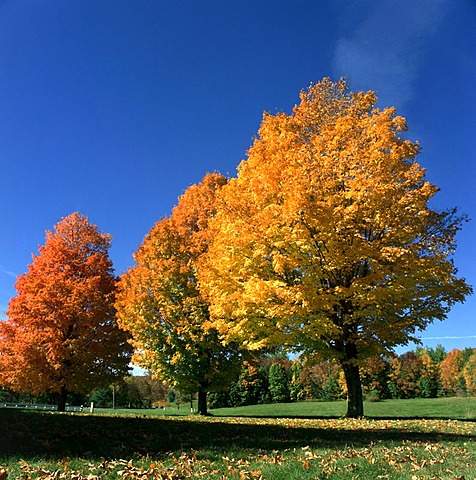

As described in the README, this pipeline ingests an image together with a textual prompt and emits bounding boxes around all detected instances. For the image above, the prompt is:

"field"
[96,396,476,420]
[1,398,475,479]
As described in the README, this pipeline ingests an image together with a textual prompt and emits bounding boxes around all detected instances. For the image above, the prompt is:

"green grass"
[1,398,475,479]
[96,404,195,416]
[98,396,476,420]
[210,396,476,420]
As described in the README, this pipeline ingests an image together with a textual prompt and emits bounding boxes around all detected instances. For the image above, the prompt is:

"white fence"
[1,403,84,412]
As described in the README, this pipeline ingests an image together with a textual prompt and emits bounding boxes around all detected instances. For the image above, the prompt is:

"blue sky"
[1,0,475,356]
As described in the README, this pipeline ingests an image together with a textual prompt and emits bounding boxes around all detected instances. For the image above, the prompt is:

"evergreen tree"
[268,363,290,403]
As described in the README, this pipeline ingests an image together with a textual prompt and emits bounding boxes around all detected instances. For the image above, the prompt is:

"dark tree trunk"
[341,340,364,418]
[57,386,68,412]
[197,387,208,416]
[342,361,364,418]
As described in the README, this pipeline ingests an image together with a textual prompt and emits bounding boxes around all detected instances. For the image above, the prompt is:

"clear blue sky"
[1,0,475,356]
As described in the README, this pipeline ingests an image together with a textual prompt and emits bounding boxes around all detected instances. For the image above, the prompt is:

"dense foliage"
[201,79,471,417]
[115,174,243,415]
[209,347,476,409]
[0,213,132,410]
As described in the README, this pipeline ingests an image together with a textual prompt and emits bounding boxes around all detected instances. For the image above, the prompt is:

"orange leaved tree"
[0,213,132,411]
[200,78,472,417]
[116,174,243,415]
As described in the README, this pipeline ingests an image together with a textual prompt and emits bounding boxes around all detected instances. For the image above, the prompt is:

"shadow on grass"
[0,410,473,460]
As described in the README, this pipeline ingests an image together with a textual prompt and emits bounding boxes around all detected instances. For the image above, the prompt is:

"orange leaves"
[0,213,131,403]
[116,174,242,409]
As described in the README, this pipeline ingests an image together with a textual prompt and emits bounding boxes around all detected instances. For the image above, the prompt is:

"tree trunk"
[197,387,208,416]
[339,339,364,418]
[342,361,364,418]
[57,386,68,412]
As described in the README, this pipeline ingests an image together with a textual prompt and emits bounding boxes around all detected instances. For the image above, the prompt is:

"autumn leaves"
[0,79,471,417]
[115,174,242,415]
[0,213,132,411]
[194,79,471,416]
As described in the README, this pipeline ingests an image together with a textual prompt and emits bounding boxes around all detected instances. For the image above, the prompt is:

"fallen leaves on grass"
[220,454,263,479]
[287,440,474,478]
[4,416,475,479]
[18,461,100,479]
[12,453,262,480]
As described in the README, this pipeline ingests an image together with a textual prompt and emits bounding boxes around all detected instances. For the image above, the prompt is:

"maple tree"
[0,213,132,411]
[200,78,472,417]
[115,173,242,415]
[388,352,425,399]
[439,349,464,395]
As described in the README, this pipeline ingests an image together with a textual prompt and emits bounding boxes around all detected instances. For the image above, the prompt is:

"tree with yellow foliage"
[200,78,472,417]
[116,174,242,415]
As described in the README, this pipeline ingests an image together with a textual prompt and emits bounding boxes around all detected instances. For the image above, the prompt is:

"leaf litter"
[1,417,474,479]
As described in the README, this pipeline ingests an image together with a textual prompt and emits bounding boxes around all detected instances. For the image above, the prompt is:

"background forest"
[2,345,474,410]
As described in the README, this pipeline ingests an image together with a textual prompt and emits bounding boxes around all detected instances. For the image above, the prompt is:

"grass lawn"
[100,396,476,420]
[1,398,475,479]
[211,396,476,420]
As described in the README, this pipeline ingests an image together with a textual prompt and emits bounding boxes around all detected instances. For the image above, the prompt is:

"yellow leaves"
[201,83,470,363]
[379,245,408,263]
[17,461,100,480]
[221,455,264,479]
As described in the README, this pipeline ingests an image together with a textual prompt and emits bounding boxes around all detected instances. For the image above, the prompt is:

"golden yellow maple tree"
[200,78,472,417]
[0,213,132,410]
[115,173,242,415]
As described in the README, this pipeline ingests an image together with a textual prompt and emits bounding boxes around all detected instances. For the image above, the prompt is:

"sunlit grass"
[210,396,476,420]
[96,396,476,420]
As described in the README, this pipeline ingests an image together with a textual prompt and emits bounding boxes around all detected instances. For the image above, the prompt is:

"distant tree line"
[0,374,167,410]
[2,345,475,410]
[208,346,476,408]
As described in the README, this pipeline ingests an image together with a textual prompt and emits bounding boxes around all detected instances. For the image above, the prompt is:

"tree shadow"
[0,410,473,460]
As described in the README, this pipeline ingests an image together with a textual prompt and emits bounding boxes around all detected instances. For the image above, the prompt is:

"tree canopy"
[200,78,472,417]
[116,173,243,415]
[0,212,132,410]
[0,79,471,416]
